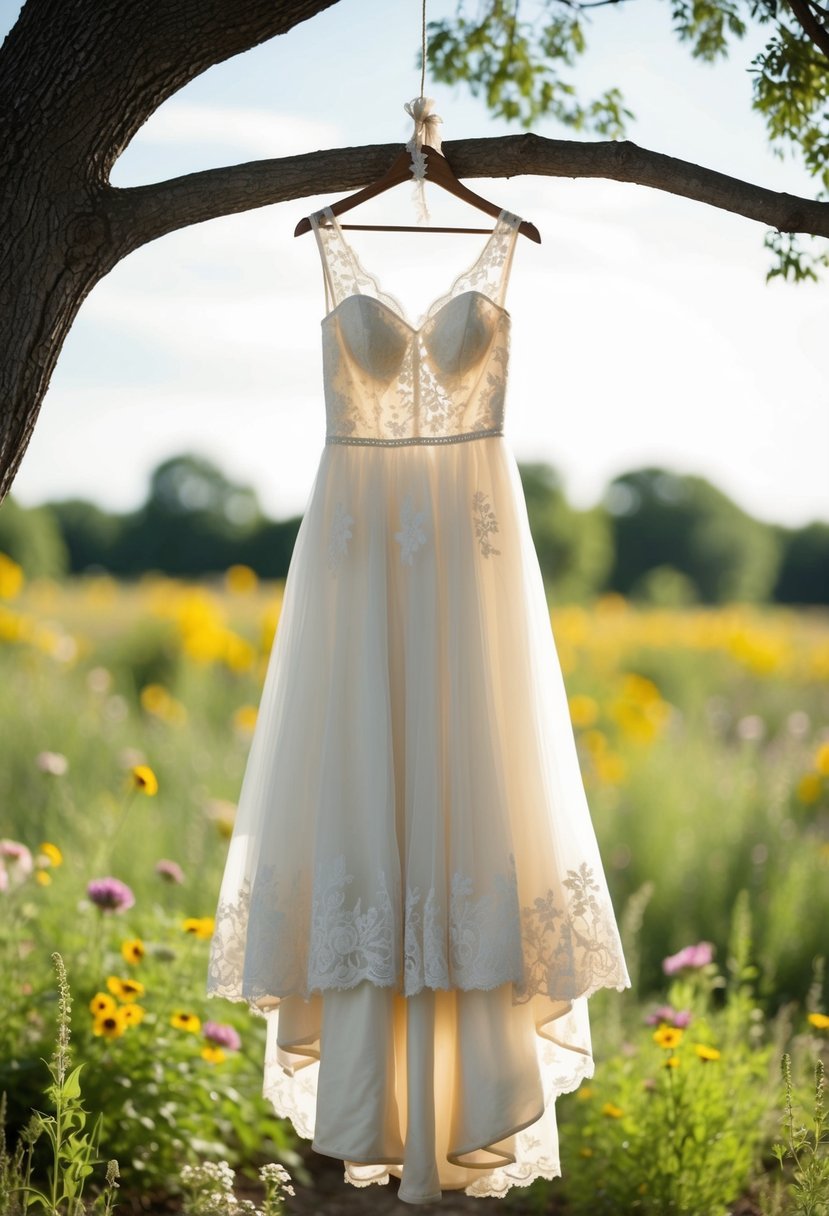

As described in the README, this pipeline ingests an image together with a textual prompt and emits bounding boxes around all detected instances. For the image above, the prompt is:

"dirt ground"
[233,1148,548,1214]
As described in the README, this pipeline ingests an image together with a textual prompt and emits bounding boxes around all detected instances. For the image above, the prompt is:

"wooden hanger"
[294,143,541,243]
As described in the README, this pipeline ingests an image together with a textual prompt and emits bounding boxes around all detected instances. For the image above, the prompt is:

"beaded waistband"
[325,427,504,448]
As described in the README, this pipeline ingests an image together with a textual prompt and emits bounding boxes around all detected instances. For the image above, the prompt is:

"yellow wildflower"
[601,1102,624,1118]
[816,743,829,777]
[35,870,52,886]
[233,705,258,734]
[182,916,215,939]
[171,1011,201,1033]
[106,976,145,1002]
[225,564,258,594]
[652,1025,684,1049]
[201,1045,227,1064]
[569,694,599,728]
[121,1004,146,1026]
[582,729,608,755]
[131,764,158,795]
[89,992,117,1016]
[797,773,823,805]
[0,553,24,600]
[92,1006,130,1039]
[694,1043,721,1061]
[807,1012,829,1030]
[37,842,63,867]
[594,751,628,785]
[579,1146,594,1157]
[576,1085,593,1101]
[663,1055,681,1068]
[140,684,171,715]
[121,938,146,965]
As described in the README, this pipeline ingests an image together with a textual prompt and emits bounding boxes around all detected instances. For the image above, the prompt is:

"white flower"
[394,493,428,564]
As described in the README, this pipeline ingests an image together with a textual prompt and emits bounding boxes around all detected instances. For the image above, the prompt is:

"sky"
[3,0,828,528]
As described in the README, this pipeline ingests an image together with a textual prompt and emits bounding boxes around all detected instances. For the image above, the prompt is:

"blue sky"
[3,0,828,526]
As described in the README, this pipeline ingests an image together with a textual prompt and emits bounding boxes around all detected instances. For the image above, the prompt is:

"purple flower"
[155,859,185,884]
[662,941,715,975]
[202,1021,241,1051]
[644,1004,693,1028]
[87,876,135,913]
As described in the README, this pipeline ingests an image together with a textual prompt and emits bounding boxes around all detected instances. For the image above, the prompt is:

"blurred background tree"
[2,452,824,605]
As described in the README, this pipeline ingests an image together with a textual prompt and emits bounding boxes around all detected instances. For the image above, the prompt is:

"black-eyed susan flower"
[653,1025,684,1049]
[201,1044,226,1064]
[121,938,145,965]
[601,1102,623,1118]
[121,1004,146,1026]
[808,1012,829,1030]
[89,992,117,1016]
[93,1006,130,1038]
[171,1011,201,1033]
[694,1043,721,1062]
[663,1055,681,1068]
[106,976,145,1002]
[131,765,158,796]
[182,916,214,940]
[35,870,52,886]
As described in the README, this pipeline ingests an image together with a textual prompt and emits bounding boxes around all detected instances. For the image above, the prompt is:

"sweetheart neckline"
[319,204,514,332]
[320,289,511,334]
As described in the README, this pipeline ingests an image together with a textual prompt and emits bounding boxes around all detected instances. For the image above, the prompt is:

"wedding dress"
[206,203,631,1204]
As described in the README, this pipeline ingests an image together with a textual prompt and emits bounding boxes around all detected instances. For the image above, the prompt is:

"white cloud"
[131,102,341,159]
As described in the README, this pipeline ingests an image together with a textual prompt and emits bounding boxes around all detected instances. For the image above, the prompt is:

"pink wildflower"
[662,941,715,975]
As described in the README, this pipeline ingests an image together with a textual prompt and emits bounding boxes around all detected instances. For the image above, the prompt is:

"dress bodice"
[309,206,522,446]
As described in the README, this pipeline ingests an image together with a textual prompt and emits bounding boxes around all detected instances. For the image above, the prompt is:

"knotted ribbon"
[404,96,443,223]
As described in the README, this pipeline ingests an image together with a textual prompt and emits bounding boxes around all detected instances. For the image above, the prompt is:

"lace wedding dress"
[206,204,631,1204]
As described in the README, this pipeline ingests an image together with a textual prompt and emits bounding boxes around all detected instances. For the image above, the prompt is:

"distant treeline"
[1,454,826,605]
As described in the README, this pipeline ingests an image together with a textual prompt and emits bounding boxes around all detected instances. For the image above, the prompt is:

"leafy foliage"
[429,0,829,282]
[428,0,634,132]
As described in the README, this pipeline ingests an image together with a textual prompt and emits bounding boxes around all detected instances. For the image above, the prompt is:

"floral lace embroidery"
[472,490,502,557]
[394,493,428,564]
[513,862,628,1003]
[307,855,396,990]
[207,853,628,1005]
[327,501,354,572]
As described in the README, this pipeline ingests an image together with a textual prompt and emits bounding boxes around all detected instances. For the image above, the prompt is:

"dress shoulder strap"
[422,208,522,324]
[309,206,411,320]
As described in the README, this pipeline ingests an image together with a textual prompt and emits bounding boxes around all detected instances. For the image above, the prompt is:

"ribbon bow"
[404,96,443,223]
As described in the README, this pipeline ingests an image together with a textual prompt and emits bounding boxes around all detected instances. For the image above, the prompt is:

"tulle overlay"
[207,436,630,1201]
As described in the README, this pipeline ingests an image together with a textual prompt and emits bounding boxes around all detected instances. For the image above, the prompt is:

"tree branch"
[786,0,829,61]
[107,132,829,255]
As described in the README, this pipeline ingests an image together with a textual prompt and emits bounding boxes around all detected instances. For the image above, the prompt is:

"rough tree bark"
[1,0,827,505]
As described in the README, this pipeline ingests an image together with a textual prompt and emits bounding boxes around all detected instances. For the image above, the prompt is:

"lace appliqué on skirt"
[394,493,428,565]
[472,490,502,557]
[206,853,628,1008]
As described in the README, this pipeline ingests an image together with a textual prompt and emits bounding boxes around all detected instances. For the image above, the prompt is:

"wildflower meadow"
[0,552,827,1214]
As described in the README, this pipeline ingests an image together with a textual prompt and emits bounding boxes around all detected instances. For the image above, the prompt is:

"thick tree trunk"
[2,0,828,505]
[0,0,336,504]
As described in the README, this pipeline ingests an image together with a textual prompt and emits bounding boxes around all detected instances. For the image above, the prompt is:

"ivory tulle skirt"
[207,433,630,1202]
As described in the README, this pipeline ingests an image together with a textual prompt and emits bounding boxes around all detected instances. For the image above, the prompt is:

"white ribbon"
[404,96,443,223]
